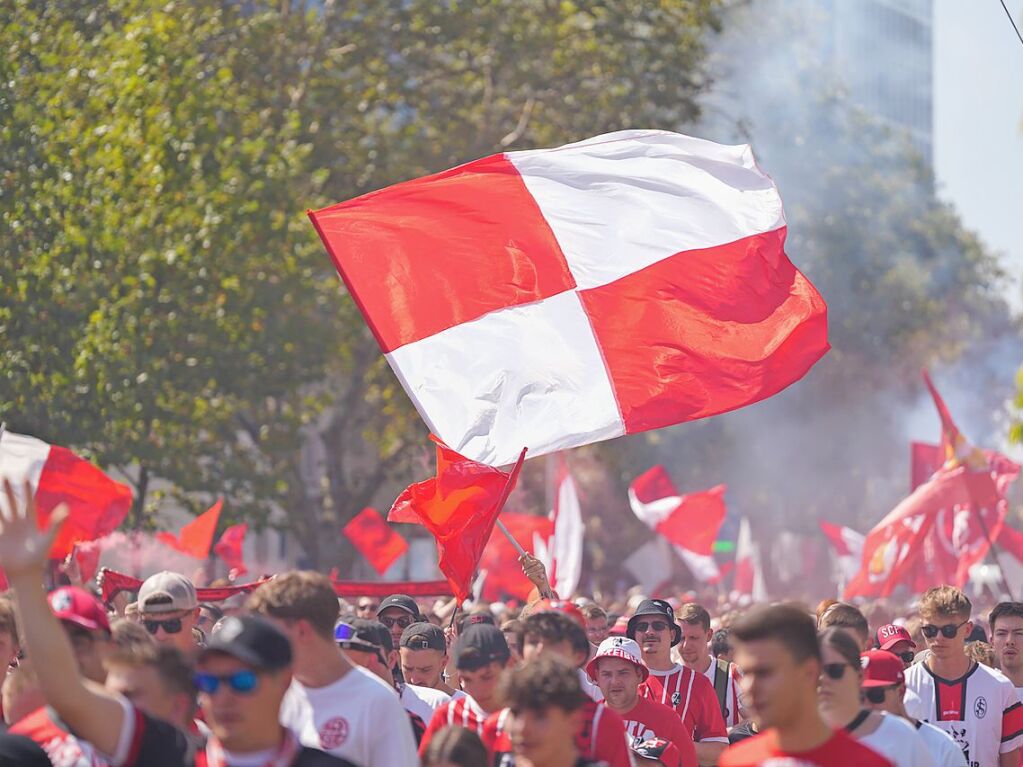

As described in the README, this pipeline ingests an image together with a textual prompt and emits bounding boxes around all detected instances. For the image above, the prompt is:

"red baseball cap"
[875,623,916,651]
[860,650,905,688]
[48,587,111,634]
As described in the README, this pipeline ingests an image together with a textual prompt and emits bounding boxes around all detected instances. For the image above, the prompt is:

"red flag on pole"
[629,465,726,582]
[157,498,222,560]
[388,438,526,601]
[0,431,133,558]
[911,442,942,491]
[343,508,408,575]
[214,523,249,577]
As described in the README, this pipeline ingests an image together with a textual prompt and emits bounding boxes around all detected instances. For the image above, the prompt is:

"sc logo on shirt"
[974,696,987,719]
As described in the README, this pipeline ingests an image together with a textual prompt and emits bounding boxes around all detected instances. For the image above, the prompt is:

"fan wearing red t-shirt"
[587,636,697,766]
[720,604,892,767]
[628,599,727,765]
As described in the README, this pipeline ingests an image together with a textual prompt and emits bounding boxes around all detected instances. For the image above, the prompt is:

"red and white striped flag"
[0,430,133,558]
[310,130,828,466]
[547,457,583,598]
[629,465,726,582]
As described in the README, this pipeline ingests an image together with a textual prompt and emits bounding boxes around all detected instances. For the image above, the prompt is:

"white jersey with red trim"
[699,658,743,728]
[905,660,1023,767]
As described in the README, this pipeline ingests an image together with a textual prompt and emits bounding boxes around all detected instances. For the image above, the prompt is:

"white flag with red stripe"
[0,430,133,558]
[820,521,865,589]
[733,516,767,601]
[311,130,828,467]
[628,465,725,582]
[548,457,583,598]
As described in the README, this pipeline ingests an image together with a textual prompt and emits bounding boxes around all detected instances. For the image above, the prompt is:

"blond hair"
[919,586,971,621]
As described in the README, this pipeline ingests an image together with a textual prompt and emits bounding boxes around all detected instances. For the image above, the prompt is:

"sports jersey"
[399,683,451,728]
[419,694,491,757]
[914,720,968,767]
[279,665,418,767]
[720,727,895,767]
[640,663,729,744]
[904,660,1023,767]
[616,695,697,766]
[699,657,743,728]
[483,699,632,767]
[11,700,186,767]
[858,711,934,767]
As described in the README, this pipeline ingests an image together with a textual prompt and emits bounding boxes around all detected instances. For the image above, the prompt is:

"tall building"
[831,0,934,161]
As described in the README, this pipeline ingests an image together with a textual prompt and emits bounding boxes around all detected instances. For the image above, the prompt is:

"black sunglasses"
[920,620,968,640]
[144,617,183,635]
[822,662,851,680]
[898,650,915,664]
[863,686,895,704]
[379,615,413,630]
[633,620,670,633]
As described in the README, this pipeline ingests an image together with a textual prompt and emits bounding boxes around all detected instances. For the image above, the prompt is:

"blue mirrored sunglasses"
[194,669,259,695]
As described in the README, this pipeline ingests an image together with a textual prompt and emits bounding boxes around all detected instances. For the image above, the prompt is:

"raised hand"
[0,478,67,578]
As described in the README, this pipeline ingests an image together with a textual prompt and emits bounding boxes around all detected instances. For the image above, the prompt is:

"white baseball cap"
[138,571,198,614]
[585,636,649,682]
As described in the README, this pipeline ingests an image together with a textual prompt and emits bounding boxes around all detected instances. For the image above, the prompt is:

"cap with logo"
[860,649,905,688]
[585,636,649,682]
[137,571,198,615]
[627,599,682,646]
[875,623,916,651]
[400,622,447,652]
[631,738,680,767]
[48,587,111,634]
[336,618,393,652]
[453,624,510,671]
[377,594,421,620]
[200,615,291,671]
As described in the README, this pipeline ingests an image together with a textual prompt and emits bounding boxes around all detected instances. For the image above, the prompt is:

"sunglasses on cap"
[897,650,915,664]
[633,620,670,633]
[144,617,184,635]
[822,662,853,680]
[920,620,968,640]
[379,615,413,630]
[863,685,896,705]
[194,669,259,695]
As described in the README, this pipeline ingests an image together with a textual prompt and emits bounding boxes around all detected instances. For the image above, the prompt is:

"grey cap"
[138,571,198,614]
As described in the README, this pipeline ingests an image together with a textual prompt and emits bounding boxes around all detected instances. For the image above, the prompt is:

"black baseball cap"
[200,615,291,671]
[400,622,447,652]
[453,624,510,671]
[378,594,421,620]
[336,618,394,652]
[627,599,682,646]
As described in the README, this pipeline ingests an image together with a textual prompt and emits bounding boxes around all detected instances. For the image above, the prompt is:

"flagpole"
[495,518,527,557]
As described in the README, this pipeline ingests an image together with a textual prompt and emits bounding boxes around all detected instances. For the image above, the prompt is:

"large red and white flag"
[629,465,726,582]
[846,373,1019,598]
[311,130,828,467]
[0,430,133,558]
[546,456,583,598]
[820,521,865,588]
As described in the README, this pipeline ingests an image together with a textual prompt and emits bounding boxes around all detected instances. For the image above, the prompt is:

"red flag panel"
[342,508,408,576]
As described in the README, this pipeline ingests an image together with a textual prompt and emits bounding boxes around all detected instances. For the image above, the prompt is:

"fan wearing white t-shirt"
[247,572,418,767]
[903,587,1023,767]
[861,650,963,767]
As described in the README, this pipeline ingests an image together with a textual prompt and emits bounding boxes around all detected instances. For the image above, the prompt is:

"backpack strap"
[713,658,730,719]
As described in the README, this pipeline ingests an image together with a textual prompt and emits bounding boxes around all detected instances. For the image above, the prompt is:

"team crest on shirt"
[671,692,681,706]
[974,696,987,719]
[319,716,350,749]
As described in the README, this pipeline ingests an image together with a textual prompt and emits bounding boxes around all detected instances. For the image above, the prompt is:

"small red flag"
[389,438,526,601]
[342,508,408,575]
[157,498,222,560]
[214,523,248,576]
[72,540,103,583]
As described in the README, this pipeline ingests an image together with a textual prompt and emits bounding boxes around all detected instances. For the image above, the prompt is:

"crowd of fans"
[2,480,1023,766]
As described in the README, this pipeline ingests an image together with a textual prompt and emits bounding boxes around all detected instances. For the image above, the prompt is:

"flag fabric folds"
[733,517,767,602]
[0,431,133,558]
[548,456,583,598]
[388,438,526,601]
[342,508,408,576]
[214,523,249,577]
[911,442,943,492]
[310,130,829,467]
[157,498,223,560]
[629,465,726,582]
[820,521,865,589]
[845,372,1020,598]
[479,513,554,602]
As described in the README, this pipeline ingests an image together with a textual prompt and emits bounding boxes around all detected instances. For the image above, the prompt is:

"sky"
[933,0,1023,307]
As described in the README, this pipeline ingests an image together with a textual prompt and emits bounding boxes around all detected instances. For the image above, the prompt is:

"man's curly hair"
[499,656,588,713]
[523,612,589,657]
